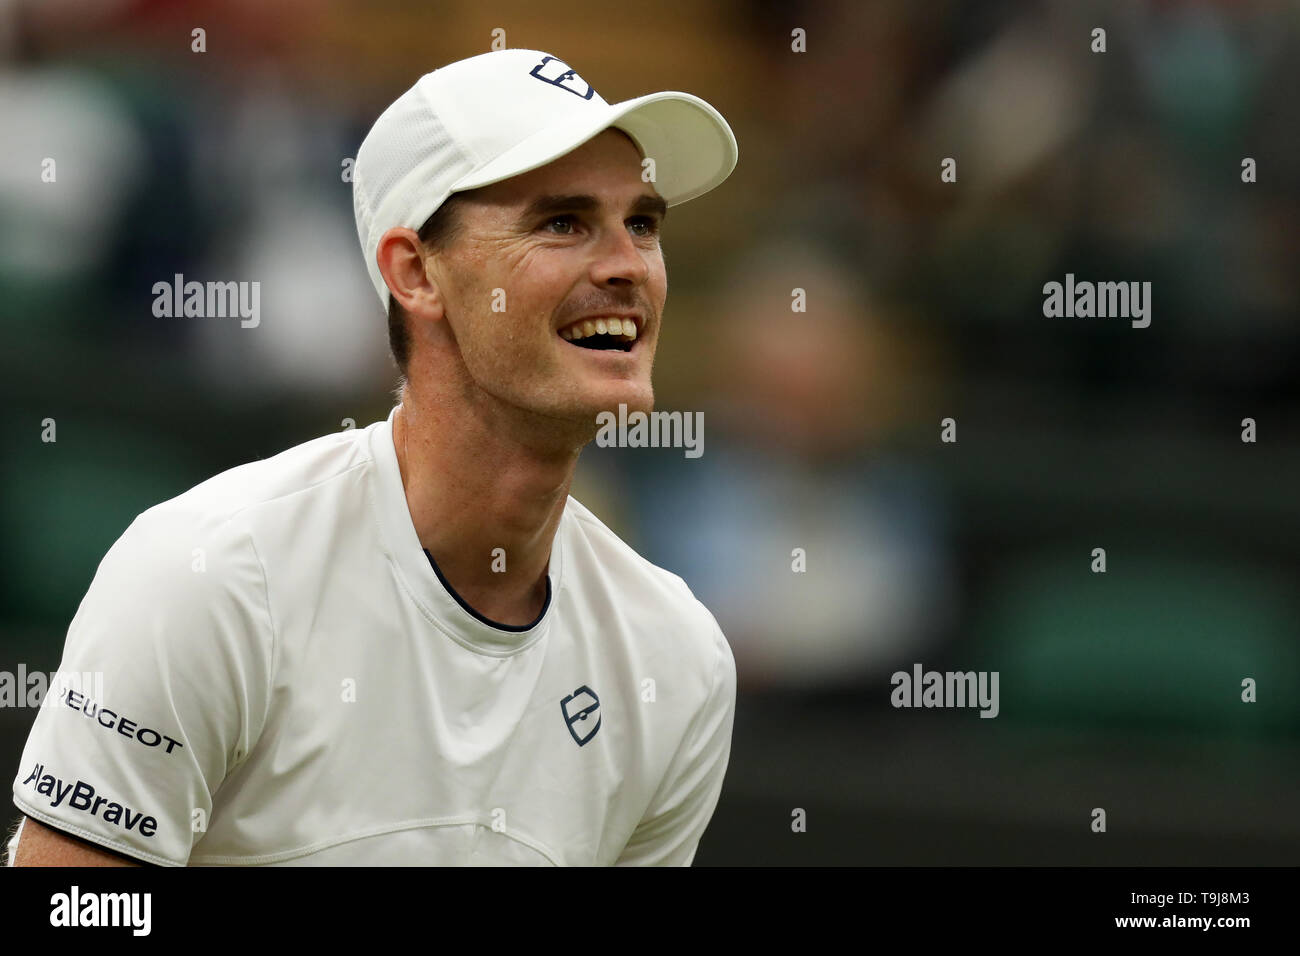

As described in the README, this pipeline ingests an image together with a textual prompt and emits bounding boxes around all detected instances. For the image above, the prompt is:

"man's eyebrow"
[631,194,668,220]
[519,193,668,224]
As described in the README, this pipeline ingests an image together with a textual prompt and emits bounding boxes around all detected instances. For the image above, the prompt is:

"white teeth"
[560,317,639,342]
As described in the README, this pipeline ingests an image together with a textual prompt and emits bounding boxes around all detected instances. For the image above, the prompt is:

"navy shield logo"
[528,56,596,100]
[560,685,601,746]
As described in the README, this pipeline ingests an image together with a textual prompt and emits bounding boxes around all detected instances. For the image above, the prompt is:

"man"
[7,48,738,866]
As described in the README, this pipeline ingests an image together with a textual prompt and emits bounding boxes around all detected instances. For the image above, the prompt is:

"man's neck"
[392,388,583,628]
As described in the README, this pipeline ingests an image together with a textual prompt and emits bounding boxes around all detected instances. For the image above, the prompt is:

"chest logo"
[560,685,601,747]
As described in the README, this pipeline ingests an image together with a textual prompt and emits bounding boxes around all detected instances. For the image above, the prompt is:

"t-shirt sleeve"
[10,505,274,866]
[616,617,737,866]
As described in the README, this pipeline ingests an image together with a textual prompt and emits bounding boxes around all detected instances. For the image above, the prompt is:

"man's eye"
[543,215,576,234]
[628,217,660,237]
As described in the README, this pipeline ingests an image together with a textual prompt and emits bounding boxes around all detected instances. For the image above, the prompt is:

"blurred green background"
[2,0,1298,864]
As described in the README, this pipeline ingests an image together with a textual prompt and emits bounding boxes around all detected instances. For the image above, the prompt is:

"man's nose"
[589,223,651,287]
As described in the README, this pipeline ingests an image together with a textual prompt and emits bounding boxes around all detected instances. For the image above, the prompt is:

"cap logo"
[529,55,595,100]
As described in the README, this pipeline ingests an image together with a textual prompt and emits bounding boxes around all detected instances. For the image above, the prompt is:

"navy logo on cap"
[560,685,601,746]
[529,56,595,100]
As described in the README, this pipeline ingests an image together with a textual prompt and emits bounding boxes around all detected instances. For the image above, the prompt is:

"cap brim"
[449,90,737,206]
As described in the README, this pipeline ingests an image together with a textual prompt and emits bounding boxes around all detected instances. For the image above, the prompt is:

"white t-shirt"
[10,407,736,866]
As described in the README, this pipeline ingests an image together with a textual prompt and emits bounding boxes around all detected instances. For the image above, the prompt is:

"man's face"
[426,128,667,430]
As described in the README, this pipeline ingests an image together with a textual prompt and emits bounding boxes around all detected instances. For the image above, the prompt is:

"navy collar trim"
[422,549,551,633]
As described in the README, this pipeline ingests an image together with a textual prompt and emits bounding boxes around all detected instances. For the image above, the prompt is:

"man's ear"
[377,226,444,319]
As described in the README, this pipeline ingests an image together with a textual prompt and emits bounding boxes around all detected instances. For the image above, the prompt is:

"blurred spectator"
[608,241,955,692]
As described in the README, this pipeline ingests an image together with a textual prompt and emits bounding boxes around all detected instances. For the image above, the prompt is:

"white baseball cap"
[352,48,739,310]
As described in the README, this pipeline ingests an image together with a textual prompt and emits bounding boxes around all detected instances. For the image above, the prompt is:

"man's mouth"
[558,317,638,353]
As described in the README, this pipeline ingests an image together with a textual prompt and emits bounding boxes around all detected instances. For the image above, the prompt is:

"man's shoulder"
[110,422,381,572]
[558,500,737,813]
[562,496,698,600]
[141,422,377,530]
[561,495,728,658]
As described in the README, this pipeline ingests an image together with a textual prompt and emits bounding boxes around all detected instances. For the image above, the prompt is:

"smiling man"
[7,49,738,867]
